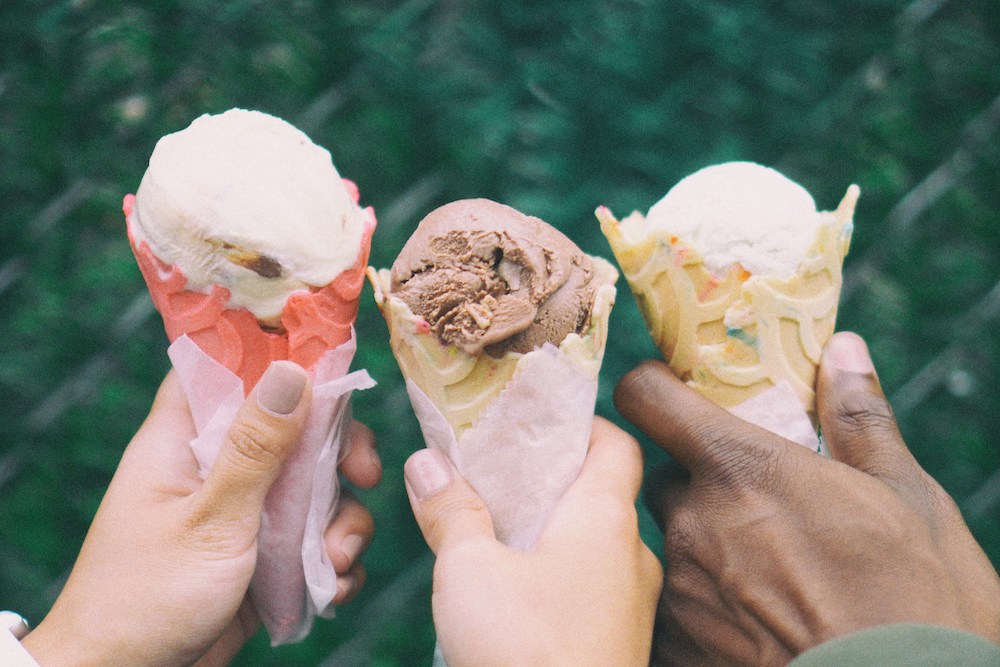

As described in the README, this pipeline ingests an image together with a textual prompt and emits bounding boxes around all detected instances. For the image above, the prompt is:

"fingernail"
[824,333,875,374]
[404,448,453,501]
[340,534,365,564]
[257,361,308,415]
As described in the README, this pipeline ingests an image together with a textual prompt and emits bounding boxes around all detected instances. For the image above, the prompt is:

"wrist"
[20,617,112,667]
[21,622,71,667]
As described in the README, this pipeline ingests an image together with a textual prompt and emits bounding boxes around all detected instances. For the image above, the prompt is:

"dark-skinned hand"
[615,331,1000,666]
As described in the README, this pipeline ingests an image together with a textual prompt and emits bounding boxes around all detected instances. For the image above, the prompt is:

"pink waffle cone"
[124,181,375,393]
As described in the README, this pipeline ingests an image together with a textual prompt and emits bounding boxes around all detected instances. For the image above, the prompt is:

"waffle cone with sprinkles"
[598,185,857,428]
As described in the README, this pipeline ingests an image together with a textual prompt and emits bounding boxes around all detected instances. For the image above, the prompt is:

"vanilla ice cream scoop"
[129,108,368,326]
[646,161,821,279]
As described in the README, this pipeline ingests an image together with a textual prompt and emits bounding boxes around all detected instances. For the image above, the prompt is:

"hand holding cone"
[370,199,616,548]
[125,109,376,645]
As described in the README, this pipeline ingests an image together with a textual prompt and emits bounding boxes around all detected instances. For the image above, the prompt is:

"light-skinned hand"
[615,331,1000,666]
[22,361,380,666]
[404,417,663,667]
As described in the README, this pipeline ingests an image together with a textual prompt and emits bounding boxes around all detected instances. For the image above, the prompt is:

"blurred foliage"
[2,0,999,664]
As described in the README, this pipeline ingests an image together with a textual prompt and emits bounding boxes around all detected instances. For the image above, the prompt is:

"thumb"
[404,448,495,554]
[197,361,311,524]
[817,332,917,482]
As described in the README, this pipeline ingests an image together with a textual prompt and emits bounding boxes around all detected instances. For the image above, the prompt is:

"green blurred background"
[2,1,999,664]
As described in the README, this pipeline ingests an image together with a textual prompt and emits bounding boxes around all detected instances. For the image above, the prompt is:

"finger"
[651,594,713,667]
[339,420,382,489]
[122,371,202,484]
[566,417,645,503]
[332,562,367,605]
[642,459,691,530]
[197,361,311,524]
[614,360,779,476]
[133,370,195,446]
[191,599,260,667]
[324,492,375,574]
[540,418,653,559]
[404,448,494,555]
[817,332,918,481]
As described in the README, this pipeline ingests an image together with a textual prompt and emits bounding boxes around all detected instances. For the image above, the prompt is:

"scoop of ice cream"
[390,199,596,356]
[646,161,821,278]
[129,108,368,327]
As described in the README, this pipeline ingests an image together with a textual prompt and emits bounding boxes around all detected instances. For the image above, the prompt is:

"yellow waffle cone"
[599,185,857,427]
[368,259,617,437]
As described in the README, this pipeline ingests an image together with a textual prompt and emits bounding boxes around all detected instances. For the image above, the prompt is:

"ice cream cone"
[370,257,615,550]
[125,188,376,393]
[368,257,617,437]
[599,185,857,428]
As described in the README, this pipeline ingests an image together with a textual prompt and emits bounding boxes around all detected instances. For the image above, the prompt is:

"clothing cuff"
[0,627,41,667]
[788,623,1000,667]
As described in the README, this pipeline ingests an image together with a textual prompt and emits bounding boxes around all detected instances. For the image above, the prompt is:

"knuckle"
[225,421,283,471]
[862,451,919,489]
[832,390,899,437]
[663,557,703,603]
[678,414,731,459]
[588,492,640,534]
[663,503,702,563]
[178,504,258,559]
[700,438,786,494]
[916,471,962,519]
[423,492,487,535]
[675,416,777,488]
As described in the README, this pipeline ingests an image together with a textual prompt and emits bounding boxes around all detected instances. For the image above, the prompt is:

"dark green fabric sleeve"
[788,624,1000,666]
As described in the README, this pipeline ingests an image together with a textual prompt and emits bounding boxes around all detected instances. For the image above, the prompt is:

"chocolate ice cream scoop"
[390,199,596,356]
